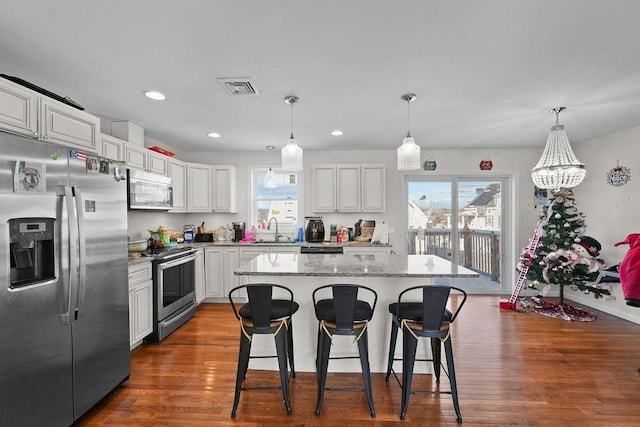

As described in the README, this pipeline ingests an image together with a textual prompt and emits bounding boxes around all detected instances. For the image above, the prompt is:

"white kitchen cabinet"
[0,77,100,152]
[125,143,147,170]
[0,77,38,138]
[313,164,384,212]
[148,150,168,175]
[195,249,206,304]
[187,163,212,212]
[212,165,237,213]
[128,261,153,349]
[204,247,239,300]
[39,98,100,153]
[313,164,361,212]
[167,157,187,213]
[361,164,386,212]
[101,133,125,161]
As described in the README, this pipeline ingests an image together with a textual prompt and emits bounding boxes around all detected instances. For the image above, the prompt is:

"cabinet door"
[223,249,239,295]
[187,163,212,212]
[101,134,125,161]
[125,144,147,170]
[40,98,99,152]
[204,249,224,298]
[336,165,361,212]
[132,280,153,344]
[212,166,237,213]
[313,165,337,212]
[362,164,386,212]
[194,249,205,304]
[168,158,187,213]
[148,151,168,175]
[0,78,38,138]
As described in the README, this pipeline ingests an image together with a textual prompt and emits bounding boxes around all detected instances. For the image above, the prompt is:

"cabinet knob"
[33,131,39,137]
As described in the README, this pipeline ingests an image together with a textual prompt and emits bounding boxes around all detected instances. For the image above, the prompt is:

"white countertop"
[234,253,478,278]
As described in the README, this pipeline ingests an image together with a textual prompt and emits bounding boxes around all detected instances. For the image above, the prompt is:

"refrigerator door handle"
[62,186,79,324]
[73,186,87,318]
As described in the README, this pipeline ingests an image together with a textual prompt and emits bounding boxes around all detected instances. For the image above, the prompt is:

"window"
[250,167,302,232]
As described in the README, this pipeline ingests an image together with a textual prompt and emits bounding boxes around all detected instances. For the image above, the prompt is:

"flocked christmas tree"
[520,188,610,306]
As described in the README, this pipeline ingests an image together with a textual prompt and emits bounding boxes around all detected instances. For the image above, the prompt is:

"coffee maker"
[232,222,246,242]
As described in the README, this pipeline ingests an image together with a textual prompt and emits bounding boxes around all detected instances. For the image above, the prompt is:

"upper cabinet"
[148,150,168,175]
[212,165,237,213]
[101,134,125,161]
[167,157,187,213]
[361,164,386,212]
[312,164,385,212]
[187,163,212,212]
[0,77,99,152]
[0,78,38,138]
[125,144,147,171]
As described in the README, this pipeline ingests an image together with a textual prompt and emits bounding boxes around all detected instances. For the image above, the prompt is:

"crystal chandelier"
[397,93,421,170]
[531,107,586,190]
[281,95,303,171]
[264,145,278,189]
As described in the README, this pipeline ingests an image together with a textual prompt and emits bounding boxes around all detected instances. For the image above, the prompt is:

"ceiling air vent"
[217,77,260,96]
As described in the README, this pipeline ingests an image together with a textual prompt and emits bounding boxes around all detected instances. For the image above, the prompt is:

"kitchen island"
[234,253,478,373]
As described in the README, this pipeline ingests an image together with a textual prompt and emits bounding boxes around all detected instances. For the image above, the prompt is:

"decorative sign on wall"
[606,161,631,187]
[423,157,437,171]
[479,156,493,170]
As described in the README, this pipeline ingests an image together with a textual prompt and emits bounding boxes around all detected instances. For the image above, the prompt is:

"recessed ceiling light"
[331,130,344,136]
[207,132,221,138]
[144,91,166,101]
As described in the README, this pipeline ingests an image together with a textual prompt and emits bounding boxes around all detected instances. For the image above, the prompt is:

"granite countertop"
[234,253,479,278]
[128,241,391,265]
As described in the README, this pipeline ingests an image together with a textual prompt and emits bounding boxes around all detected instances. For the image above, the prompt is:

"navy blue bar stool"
[312,284,377,418]
[228,283,299,418]
[385,285,467,422]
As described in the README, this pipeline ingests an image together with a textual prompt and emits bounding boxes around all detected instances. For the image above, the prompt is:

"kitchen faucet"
[267,217,279,242]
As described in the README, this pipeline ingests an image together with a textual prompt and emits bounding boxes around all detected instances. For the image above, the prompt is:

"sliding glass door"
[406,176,508,292]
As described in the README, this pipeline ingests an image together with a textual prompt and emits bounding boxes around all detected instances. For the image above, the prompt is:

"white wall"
[569,127,640,323]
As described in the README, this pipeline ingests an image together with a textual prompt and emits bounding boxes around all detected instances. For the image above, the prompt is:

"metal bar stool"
[312,284,377,418]
[385,285,467,422]
[228,283,299,418]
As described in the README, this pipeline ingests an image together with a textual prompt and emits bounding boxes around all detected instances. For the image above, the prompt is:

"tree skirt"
[533,301,597,322]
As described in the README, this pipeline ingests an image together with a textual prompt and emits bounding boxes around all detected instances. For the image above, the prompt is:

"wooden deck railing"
[408,228,500,281]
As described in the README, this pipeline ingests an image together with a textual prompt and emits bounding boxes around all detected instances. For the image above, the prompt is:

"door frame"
[400,172,517,294]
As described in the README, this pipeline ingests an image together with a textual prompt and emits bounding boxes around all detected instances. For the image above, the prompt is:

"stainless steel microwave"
[127,169,173,210]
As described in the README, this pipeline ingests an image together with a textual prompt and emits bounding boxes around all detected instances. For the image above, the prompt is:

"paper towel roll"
[371,223,389,244]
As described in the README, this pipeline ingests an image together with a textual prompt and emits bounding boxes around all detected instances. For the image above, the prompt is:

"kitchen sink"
[253,240,296,244]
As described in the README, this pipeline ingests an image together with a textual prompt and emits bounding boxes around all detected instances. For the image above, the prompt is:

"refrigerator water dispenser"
[9,218,55,288]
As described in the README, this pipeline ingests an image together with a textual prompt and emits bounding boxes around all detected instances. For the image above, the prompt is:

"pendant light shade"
[531,107,586,190]
[282,95,303,171]
[397,93,421,170]
[264,145,278,189]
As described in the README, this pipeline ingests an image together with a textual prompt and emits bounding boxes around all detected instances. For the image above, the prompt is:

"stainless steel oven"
[145,247,197,342]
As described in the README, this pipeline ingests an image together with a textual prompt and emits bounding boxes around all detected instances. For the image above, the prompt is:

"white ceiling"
[2,1,640,153]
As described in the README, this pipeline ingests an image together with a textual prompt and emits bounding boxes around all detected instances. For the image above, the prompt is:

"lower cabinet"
[204,247,239,299]
[128,261,153,349]
[195,249,206,304]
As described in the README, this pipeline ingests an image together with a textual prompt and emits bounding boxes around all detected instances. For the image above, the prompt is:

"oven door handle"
[158,253,197,270]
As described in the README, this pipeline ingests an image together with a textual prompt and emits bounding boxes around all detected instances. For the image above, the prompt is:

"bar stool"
[385,285,467,422]
[312,284,377,418]
[228,283,299,418]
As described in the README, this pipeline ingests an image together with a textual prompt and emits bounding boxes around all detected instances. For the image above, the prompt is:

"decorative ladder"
[499,223,544,310]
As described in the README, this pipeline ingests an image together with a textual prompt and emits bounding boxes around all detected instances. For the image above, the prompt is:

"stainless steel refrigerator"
[0,132,130,426]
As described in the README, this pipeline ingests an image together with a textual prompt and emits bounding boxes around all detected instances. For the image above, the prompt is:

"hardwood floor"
[75,297,640,426]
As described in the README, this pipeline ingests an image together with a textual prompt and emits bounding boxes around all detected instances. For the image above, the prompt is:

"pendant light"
[397,93,421,170]
[531,107,586,190]
[264,145,278,189]
[281,95,303,171]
